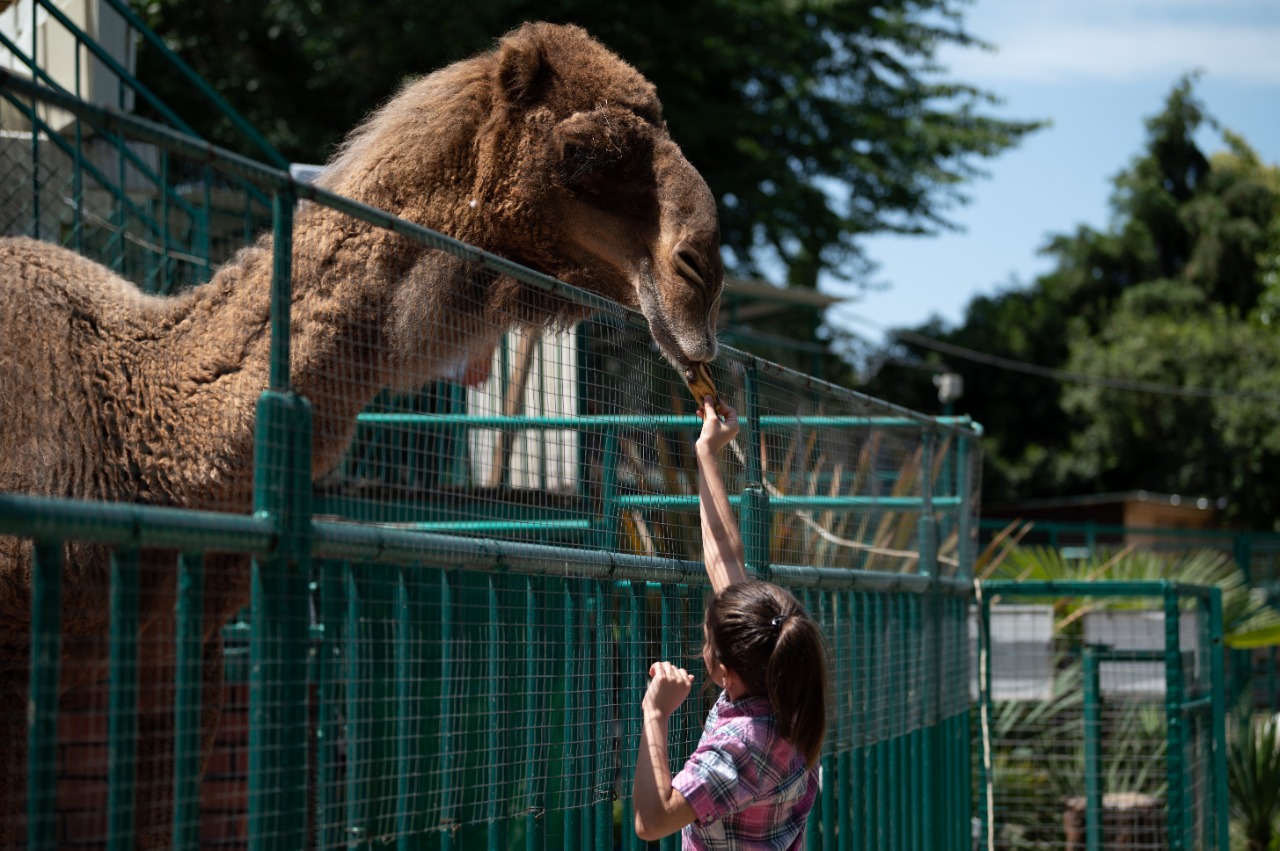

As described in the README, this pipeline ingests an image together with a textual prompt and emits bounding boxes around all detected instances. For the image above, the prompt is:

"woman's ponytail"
[705,581,830,768]
[765,614,828,767]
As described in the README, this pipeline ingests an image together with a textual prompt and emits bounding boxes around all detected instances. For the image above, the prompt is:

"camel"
[0,21,723,847]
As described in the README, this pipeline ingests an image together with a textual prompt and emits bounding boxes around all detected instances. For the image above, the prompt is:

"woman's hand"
[695,397,739,456]
[643,661,693,717]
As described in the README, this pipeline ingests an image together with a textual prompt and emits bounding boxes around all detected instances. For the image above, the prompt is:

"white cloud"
[945,0,1280,85]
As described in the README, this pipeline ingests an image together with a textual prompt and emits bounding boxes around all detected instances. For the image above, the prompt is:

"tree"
[135,0,1039,291]
[865,78,1280,529]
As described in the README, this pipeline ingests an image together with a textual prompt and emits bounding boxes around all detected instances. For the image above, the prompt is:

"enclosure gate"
[975,580,1229,851]
[1,67,984,850]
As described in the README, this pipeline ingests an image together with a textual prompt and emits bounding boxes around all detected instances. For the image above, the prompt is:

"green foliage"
[1228,715,1280,851]
[135,0,1039,289]
[867,77,1280,530]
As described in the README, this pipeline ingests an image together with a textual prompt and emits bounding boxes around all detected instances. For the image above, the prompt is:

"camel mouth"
[682,363,723,412]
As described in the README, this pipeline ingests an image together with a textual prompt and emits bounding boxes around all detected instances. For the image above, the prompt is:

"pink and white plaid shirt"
[671,691,818,851]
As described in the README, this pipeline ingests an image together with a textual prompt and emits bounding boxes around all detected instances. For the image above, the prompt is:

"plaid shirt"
[671,691,818,851]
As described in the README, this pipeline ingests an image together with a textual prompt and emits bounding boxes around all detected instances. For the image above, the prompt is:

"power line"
[842,313,1280,402]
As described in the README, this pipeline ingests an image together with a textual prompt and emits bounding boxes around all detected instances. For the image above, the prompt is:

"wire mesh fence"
[1,55,983,851]
[974,581,1229,851]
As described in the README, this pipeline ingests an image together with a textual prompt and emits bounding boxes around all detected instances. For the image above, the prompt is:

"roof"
[719,278,844,325]
[988,491,1227,512]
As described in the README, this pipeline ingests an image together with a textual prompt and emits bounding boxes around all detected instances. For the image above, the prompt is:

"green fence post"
[740,360,770,578]
[173,551,204,851]
[596,427,619,552]
[316,560,345,849]
[488,574,505,851]
[28,540,63,851]
[396,565,428,850]
[1208,589,1229,851]
[1164,587,1187,851]
[525,575,545,851]
[975,588,993,851]
[248,188,312,850]
[919,432,938,851]
[594,581,613,851]
[440,570,458,851]
[1082,645,1102,851]
[107,548,140,851]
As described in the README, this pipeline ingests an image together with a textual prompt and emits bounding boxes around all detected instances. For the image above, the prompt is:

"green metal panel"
[107,548,140,851]
[173,551,204,851]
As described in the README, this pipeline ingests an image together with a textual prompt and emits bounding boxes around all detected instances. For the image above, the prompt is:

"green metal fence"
[975,580,1229,851]
[1,70,982,849]
[0,0,280,288]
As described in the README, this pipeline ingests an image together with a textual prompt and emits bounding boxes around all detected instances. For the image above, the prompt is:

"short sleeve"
[671,727,759,826]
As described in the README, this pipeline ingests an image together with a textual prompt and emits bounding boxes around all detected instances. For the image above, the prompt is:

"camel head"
[468,23,724,371]
[317,22,724,380]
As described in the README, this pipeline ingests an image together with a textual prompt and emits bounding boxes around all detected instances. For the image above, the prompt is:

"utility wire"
[843,313,1280,403]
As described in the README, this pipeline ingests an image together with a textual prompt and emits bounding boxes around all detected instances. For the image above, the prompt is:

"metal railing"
[1,70,983,850]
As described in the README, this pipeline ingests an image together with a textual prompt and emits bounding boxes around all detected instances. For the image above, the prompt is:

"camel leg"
[132,634,225,849]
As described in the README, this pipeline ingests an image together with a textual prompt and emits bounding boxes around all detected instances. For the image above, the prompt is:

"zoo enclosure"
[1,67,982,851]
[975,579,1229,851]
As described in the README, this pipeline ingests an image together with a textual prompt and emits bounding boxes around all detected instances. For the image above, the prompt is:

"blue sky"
[832,0,1280,344]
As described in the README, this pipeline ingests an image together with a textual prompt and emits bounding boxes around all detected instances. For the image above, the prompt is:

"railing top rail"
[0,69,982,439]
[981,578,1219,601]
[0,492,970,593]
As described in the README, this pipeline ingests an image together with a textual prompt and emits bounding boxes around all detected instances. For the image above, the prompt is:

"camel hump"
[0,235,155,314]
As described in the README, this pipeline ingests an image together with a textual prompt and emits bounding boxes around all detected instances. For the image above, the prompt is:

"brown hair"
[704,580,829,767]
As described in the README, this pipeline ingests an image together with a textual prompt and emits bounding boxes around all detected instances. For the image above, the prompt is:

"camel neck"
[167,207,412,503]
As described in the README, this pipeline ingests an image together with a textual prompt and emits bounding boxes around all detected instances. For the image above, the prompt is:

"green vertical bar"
[440,571,458,851]
[1165,588,1186,850]
[976,592,993,850]
[580,580,595,851]
[316,561,345,849]
[817,590,834,851]
[959,596,974,851]
[873,594,886,851]
[30,0,39,245]
[1082,645,1102,851]
[594,581,612,851]
[269,190,294,391]
[658,584,678,851]
[563,580,579,851]
[890,595,903,851]
[396,566,427,850]
[107,547,140,851]
[909,595,924,851]
[597,429,619,551]
[159,150,170,293]
[740,362,770,580]
[837,589,852,851]
[72,55,83,252]
[621,582,643,851]
[488,576,503,851]
[173,552,204,851]
[525,576,544,851]
[1208,590,1229,851]
[862,591,875,851]
[851,592,864,851]
[114,127,126,271]
[28,541,62,851]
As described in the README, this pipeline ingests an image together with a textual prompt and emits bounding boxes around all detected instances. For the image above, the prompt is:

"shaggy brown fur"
[0,22,722,846]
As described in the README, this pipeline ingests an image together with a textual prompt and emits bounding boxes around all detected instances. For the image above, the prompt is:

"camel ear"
[495,26,550,107]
